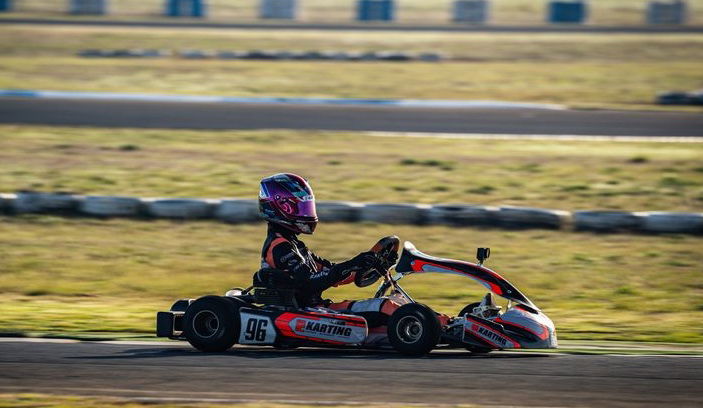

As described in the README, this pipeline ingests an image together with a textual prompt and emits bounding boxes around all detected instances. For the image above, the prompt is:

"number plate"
[239,312,276,345]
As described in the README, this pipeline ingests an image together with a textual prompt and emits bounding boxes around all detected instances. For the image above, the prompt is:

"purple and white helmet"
[259,173,318,234]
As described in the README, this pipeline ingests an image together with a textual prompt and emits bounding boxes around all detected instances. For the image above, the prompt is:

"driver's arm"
[270,242,373,292]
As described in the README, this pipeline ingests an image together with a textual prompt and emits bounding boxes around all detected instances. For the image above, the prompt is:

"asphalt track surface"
[1,339,702,407]
[3,17,703,33]
[2,98,703,136]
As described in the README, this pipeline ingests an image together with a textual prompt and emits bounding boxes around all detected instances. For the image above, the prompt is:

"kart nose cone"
[499,306,558,349]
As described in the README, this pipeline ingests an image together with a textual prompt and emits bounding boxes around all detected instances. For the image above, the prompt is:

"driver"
[257,173,400,341]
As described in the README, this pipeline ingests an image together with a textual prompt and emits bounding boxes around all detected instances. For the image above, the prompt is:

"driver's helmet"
[258,173,318,234]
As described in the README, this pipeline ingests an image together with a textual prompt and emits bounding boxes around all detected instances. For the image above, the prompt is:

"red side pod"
[274,311,367,345]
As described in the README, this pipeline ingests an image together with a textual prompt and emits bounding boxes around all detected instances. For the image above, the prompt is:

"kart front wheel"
[459,302,493,354]
[183,295,240,352]
[388,303,441,356]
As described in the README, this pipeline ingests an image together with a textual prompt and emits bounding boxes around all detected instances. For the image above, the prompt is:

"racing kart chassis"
[157,239,557,355]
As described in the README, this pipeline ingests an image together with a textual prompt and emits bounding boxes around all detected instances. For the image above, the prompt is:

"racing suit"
[259,223,374,306]
[258,224,400,343]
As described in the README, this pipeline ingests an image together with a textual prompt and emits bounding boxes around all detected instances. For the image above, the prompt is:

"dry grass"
[0,393,414,408]
[1,126,702,211]
[1,25,702,111]
[0,216,701,342]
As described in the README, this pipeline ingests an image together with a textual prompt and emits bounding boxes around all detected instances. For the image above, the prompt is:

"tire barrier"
[360,203,429,225]
[214,199,260,223]
[77,49,444,62]
[79,49,170,58]
[316,201,365,222]
[144,198,217,219]
[80,196,142,217]
[426,204,498,227]
[639,212,703,234]
[0,193,16,214]
[656,90,703,106]
[647,1,688,25]
[3,191,701,235]
[495,206,568,229]
[452,0,490,24]
[573,211,642,232]
[12,191,82,214]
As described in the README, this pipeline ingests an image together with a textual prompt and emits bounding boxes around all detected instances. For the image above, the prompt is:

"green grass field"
[1,25,702,110]
[1,216,701,343]
[6,0,703,25]
[1,126,702,212]
[0,13,701,346]
[1,126,702,343]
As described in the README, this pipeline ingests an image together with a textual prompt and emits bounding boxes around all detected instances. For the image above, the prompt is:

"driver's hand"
[385,251,399,267]
[350,251,378,270]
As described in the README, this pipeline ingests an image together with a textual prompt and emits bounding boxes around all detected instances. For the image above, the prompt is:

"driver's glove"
[350,251,378,269]
[383,251,399,269]
[329,251,378,283]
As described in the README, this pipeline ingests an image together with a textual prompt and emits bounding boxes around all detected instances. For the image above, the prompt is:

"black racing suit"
[259,223,375,306]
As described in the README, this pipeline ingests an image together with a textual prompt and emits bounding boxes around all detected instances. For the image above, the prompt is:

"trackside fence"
[2,191,701,235]
[0,1,696,26]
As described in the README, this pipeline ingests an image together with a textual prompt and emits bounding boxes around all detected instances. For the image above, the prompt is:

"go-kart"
[156,237,557,355]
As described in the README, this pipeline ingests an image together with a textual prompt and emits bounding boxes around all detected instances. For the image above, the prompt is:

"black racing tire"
[183,295,240,352]
[388,303,441,356]
[458,302,480,318]
[170,299,192,312]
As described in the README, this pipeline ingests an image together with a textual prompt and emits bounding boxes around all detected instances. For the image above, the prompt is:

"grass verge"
[1,26,702,110]
[1,126,702,212]
[1,216,701,343]
[0,393,420,408]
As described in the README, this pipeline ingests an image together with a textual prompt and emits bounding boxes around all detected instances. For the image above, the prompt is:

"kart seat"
[252,268,299,308]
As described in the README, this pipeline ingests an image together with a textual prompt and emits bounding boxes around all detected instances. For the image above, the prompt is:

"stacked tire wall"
[1,191,701,235]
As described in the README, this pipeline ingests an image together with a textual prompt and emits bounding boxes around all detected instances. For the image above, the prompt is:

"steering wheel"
[354,235,401,288]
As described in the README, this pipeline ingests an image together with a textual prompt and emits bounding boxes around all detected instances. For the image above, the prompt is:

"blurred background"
[0,1,702,405]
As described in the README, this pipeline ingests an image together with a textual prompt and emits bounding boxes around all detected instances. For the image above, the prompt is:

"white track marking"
[367,131,703,143]
[0,89,565,110]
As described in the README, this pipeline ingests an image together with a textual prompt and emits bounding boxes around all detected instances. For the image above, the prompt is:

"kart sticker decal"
[464,317,521,349]
[275,312,367,345]
[239,312,276,345]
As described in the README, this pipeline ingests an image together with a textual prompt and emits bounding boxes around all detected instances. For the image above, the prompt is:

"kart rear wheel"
[183,295,240,352]
[388,303,440,356]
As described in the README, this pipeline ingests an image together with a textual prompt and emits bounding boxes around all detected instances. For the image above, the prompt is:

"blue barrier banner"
[260,0,297,19]
[166,0,207,18]
[0,0,12,12]
[452,0,490,23]
[647,1,688,24]
[70,0,108,15]
[548,1,588,24]
[357,0,395,22]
